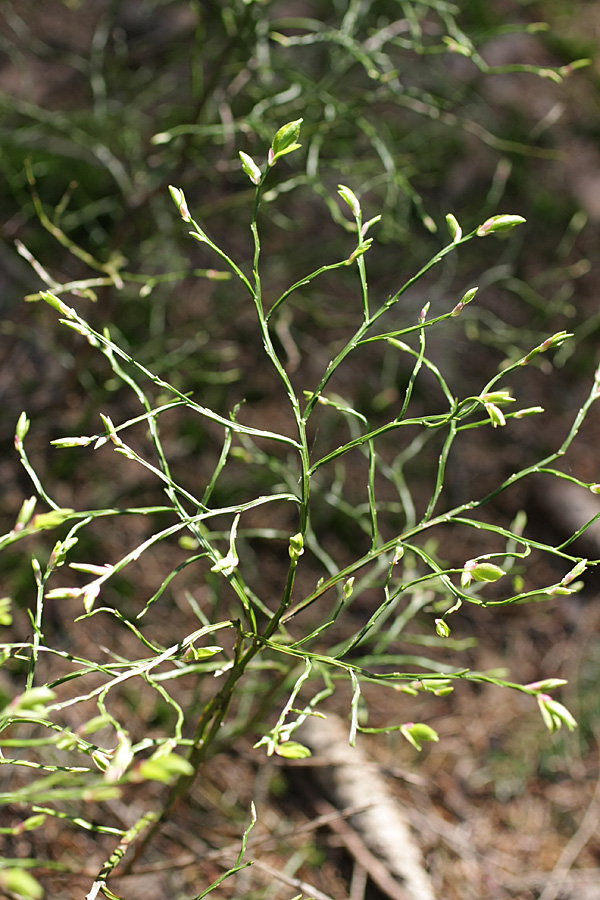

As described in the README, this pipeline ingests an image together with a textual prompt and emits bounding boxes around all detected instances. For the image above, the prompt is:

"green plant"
[2,116,599,898]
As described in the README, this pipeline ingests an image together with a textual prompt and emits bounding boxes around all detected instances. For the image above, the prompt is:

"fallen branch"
[296,713,436,900]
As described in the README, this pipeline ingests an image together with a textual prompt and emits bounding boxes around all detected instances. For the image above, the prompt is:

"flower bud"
[476,214,526,237]
[346,239,373,265]
[0,597,13,627]
[462,559,506,585]
[485,402,506,427]
[561,558,587,586]
[168,185,191,222]
[537,694,577,733]
[15,411,30,443]
[343,576,355,599]
[400,722,440,751]
[445,213,462,243]
[451,286,478,316]
[210,552,239,575]
[15,496,36,531]
[481,390,515,405]
[520,332,573,365]
[239,151,262,185]
[338,184,361,218]
[50,436,93,448]
[524,678,567,693]
[288,532,304,561]
[435,618,450,637]
[513,407,544,418]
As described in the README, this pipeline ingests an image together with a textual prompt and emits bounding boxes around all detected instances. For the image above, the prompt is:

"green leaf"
[269,118,303,165]
[186,645,223,660]
[6,687,56,719]
[274,741,312,759]
[39,291,74,316]
[31,509,75,531]
[137,752,194,783]
[0,869,44,900]
[22,814,47,832]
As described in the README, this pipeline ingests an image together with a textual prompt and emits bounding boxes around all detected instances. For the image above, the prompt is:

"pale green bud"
[15,411,30,443]
[476,214,526,237]
[239,151,262,185]
[537,694,577,733]
[288,532,304,561]
[485,402,506,427]
[168,185,191,222]
[445,213,462,242]
[435,618,450,638]
[451,286,478,316]
[338,184,361,218]
[400,722,440,751]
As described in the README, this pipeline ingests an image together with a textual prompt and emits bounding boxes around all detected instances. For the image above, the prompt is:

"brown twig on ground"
[248,857,337,900]
[296,713,437,900]
[312,795,414,900]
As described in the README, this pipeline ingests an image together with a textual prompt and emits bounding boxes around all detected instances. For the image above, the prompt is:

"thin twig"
[314,796,413,900]
[249,857,337,900]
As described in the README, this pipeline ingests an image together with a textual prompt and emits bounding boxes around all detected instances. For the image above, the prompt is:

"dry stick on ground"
[296,713,437,900]
[247,858,338,900]
[312,795,415,900]
[350,861,369,900]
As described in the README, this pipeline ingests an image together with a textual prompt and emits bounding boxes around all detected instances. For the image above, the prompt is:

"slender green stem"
[303,230,477,421]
